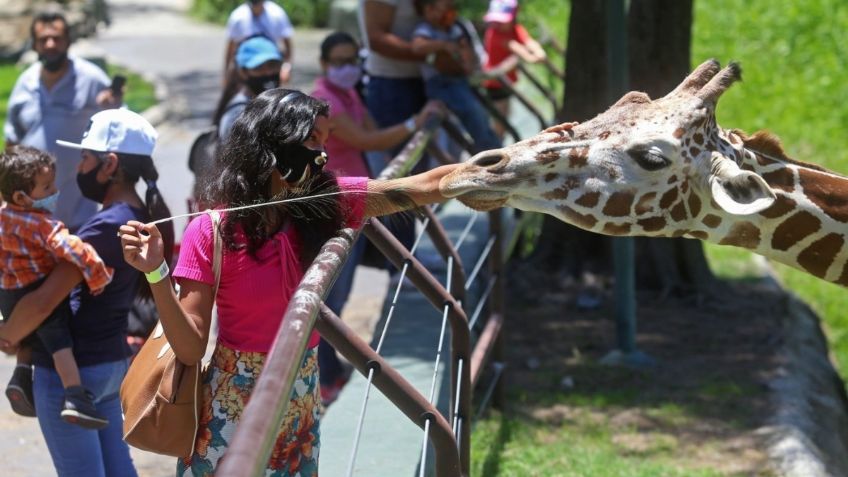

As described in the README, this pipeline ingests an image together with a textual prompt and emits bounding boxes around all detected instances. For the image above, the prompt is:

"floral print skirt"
[177,343,320,477]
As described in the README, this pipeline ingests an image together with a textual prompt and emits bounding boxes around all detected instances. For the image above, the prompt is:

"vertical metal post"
[603,0,656,368]
[608,0,636,354]
[488,210,506,408]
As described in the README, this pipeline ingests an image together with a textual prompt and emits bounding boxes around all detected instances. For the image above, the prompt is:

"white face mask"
[326,64,362,90]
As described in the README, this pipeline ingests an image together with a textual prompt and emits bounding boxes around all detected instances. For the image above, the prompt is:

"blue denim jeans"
[425,76,501,153]
[34,359,137,477]
[319,238,366,386]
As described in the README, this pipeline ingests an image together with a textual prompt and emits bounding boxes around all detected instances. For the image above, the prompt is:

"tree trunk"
[628,0,720,296]
[525,0,614,280]
[528,0,718,296]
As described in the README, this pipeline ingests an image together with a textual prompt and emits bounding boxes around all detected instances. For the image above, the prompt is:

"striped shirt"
[0,204,113,292]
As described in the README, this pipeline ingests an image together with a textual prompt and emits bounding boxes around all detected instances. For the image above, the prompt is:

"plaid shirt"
[0,204,113,292]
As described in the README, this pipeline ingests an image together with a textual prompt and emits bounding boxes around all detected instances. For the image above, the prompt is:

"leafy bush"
[191,0,332,27]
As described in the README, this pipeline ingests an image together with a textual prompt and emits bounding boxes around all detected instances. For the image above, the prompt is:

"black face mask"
[245,74,279,96]
[39,52,68,72]
[76,161,110,203]
[273,143,328,185]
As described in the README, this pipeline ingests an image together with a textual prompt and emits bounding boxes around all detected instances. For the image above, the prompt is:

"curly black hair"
[200,88,346,268]
[0,145,55,202]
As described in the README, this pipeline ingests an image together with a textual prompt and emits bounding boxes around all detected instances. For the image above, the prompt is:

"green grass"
[0,61,157,150]
[471,411,733,477]
[0,61,21,150]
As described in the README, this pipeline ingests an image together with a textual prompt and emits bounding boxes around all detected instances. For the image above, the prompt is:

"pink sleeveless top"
[173,177,367,352]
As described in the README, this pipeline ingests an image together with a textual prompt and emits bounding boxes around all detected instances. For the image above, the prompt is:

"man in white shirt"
[4,10,121,230]
[223,0,293,84]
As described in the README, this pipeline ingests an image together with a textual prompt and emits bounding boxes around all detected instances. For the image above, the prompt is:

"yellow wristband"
[145,260,169,284]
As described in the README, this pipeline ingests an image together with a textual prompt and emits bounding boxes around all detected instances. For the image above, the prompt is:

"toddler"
[0,145,113,429]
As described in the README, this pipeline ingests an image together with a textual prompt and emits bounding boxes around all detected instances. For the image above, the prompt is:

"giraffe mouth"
[453,190,510,211]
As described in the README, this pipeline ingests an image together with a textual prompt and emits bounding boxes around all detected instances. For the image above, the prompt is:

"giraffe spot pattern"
[637,216,667,232]
[797,233,844,279]
[756,153,778,167]
[634,192,657,215]
[687,193,702,217]
[693,133,704,145]
[602,191,636,217]
[544,172,557,183]
[542,186,570,200]
[602,222,632,235]
[689,146,700,158]
[667,175,678,185]
[772,211,821,251]
[536,151,561,165]
[659,187,679,209]
[673,128,685,138]
[761,167,795,193]
[689,231,709,240]
[837,262,848,287]
[670,201,688,222]
[719,222,761,249]
[799,169,848,223]
[759,195,797,219]
[575,191,601,208]
[568,148,589,168]
[559,205,598,229]
[702,214,722,228]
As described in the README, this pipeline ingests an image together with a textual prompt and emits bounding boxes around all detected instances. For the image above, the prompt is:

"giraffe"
[439,59,848,287]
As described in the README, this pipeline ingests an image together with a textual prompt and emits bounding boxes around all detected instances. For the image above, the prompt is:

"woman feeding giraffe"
[118,88,459,475]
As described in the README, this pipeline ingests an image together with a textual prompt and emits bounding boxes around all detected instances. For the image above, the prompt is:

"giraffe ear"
[709,156,776,215]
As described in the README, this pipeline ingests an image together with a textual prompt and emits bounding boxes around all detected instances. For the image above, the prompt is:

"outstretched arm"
[365,164,461,217]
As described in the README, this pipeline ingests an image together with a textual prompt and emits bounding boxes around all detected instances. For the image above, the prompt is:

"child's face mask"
[29,190,60,213]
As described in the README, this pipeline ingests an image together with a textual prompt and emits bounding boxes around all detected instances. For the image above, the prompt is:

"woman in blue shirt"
[0,109,173,477]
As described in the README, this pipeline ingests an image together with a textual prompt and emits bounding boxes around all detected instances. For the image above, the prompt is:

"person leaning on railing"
[310,30,443,406]
[117,89,459,476]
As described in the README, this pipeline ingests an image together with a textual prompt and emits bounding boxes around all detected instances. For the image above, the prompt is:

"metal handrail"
[315,305,462,477]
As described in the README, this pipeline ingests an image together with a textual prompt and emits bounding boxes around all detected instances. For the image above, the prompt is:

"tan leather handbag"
[120,211,222,458]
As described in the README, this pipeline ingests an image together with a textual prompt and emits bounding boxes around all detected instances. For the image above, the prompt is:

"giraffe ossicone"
[440,59,848,287]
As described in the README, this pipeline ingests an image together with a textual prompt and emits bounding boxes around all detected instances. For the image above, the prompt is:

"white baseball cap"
[56,109,158,156]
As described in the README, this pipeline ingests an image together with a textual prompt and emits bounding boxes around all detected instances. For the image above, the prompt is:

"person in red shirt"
[482,0,547,138]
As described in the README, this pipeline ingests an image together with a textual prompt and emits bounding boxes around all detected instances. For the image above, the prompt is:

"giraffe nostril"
[471,151,507,169]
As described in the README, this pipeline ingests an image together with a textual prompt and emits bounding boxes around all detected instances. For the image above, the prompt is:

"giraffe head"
[440,59,778,238]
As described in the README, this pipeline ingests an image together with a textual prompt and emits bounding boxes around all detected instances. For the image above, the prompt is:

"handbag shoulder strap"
[208,210,223,296]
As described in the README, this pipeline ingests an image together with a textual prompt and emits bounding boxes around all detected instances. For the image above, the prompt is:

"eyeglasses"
[326,56,361,67]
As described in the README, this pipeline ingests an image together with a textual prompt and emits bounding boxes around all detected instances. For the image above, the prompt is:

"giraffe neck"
[695,133,848,286]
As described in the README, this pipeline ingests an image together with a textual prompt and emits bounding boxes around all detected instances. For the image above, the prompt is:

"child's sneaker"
[60,386,109,429]
[5,364,36,417]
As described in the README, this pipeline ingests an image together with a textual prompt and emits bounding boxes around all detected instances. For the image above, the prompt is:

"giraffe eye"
[628,145,671,171]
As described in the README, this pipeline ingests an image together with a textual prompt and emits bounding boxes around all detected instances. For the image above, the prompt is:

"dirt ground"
[497,264,789,475]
